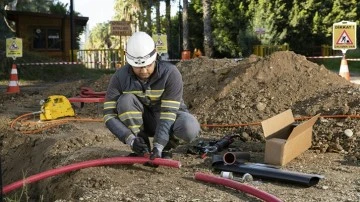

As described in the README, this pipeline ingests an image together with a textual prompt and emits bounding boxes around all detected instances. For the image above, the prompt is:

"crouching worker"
[103,32,200,160]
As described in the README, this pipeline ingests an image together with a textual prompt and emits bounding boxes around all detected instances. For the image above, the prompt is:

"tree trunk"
[146,0,153,35]
[182,0,189,51]
[165,0,171,57]
[155,0,160,34]
[138,2,145,31]
[202,0,213,57]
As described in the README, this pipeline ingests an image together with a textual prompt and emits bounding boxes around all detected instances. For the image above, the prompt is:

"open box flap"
[261,109,295,139]
[287,114,320,141]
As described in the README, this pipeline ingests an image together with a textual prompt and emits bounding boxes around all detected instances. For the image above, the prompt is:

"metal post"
[70,0,75,62]
[178,1,182,57]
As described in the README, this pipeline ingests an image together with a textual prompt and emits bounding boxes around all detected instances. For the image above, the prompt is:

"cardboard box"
[261,109,320,166]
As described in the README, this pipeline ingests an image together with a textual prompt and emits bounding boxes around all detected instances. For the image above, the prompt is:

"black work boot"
[161,135,180,159]
[161,150,173,159]
[163,135,180,151]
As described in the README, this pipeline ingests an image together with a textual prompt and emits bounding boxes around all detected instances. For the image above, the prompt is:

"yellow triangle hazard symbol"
[336,30,353,44]
[156,38,163,46]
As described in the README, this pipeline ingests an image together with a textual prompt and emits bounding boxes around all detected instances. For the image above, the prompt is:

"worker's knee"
[173,112,200,143]
[117,93,137,103]
[116,94,142,112]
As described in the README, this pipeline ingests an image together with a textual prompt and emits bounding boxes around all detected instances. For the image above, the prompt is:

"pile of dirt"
[1,51,360,202]
[177,51,360,159]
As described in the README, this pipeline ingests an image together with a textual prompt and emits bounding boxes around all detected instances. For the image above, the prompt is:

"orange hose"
[201,114,360,128]
[11,112,360,133]
[10,112,39,129]
[10,112,102,134]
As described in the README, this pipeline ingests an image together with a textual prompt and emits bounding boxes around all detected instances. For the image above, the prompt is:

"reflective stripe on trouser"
[117,94,200,143]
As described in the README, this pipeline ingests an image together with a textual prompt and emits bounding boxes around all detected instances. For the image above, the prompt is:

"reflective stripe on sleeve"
[103,114,117,123]
[103,101,117,109]
[160,112,177,121]
[161,100,180,109]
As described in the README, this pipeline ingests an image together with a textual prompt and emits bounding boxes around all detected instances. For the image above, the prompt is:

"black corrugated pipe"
[212,155,324,187]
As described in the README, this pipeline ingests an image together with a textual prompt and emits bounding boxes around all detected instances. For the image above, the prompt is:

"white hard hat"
[126,32,157,67]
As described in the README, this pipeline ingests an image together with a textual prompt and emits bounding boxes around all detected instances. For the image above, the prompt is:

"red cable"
[201,114,360,128]
[3,157,181,195]
[194,172,282,202]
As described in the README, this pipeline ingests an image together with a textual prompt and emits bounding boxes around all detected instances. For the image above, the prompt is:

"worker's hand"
[131,137,149,155]
[150,147,162,160]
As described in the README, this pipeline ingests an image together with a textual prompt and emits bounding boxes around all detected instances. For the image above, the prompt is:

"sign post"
[110,21,131,66]
[332,21,357,55]
[255,27,266,39]
[152,34,168,59]
[6,37,23,60]
[110,21,132,36]
[5,37,23,93]
[332,21,357,81]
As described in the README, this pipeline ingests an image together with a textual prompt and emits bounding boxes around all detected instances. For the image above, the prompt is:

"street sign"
[152,34,168,54]
[6,37,23,59]
[333,21,357,50]
[110,21,132,36]
[255,28,265,35]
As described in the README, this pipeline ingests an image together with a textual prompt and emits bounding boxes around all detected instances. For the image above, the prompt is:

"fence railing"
[252,44,342,57]
[253,44,289,57]
[75,49,125,69]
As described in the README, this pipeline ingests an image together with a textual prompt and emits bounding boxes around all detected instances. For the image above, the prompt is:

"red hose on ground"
[3,157,181,195]
[194,172,282,202]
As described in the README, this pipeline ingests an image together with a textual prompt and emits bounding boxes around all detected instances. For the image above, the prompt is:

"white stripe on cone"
[8,81,19,86]
[11,68,18,74]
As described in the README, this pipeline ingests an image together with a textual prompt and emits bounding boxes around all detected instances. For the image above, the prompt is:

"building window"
[33,28,61,50]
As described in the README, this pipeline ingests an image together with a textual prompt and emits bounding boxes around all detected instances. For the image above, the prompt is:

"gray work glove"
[150,143,164,160]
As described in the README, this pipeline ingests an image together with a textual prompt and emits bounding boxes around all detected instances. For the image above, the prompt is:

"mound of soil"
[1,51,360,202]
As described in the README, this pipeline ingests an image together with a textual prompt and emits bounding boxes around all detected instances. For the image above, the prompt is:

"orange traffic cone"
[339,56,350,81]
[6,64,20,94]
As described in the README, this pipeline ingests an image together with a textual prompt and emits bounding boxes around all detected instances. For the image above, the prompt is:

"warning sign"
[152,34,168,54]
[6,37,23,58]
[110,21,131,36]
[333,21,357,50]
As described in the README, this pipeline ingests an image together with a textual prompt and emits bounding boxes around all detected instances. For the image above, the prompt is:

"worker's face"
[132,61,155,81]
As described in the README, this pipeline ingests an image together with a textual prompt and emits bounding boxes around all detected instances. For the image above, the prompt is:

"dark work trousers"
[116,94,200,144]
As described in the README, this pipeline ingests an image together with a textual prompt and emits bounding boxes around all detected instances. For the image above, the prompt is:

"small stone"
[319,117,329,123]
[344,129,353,138]
[241,132,251,141]
[322,186,329,190]
[256,102,266,111]
[336,122,344,127]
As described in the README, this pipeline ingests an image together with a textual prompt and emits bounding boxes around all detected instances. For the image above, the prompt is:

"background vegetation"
[1,0,360,80]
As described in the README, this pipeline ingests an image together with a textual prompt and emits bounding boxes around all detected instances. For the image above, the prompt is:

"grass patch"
[1,51,115,82]
[312,49,360,74]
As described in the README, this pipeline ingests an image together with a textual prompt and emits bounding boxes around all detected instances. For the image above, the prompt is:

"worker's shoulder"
[114,64,131,76]
[157,60,179,73]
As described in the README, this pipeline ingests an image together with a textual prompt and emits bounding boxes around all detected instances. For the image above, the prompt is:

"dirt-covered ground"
[1,51,360,201]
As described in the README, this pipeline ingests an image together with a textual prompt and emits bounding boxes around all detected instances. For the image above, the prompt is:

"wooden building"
[6,10,88,61]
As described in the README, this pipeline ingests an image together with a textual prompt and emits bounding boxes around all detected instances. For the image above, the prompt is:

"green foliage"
[211,0,245,57]
[16,0,53,13]
[85,23,112,49]
[49,1,69,15]
[314,49,360,73]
